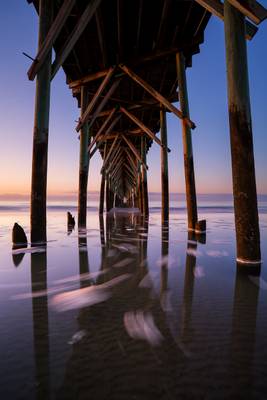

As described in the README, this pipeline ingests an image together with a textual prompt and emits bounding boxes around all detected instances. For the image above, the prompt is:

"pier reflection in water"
[1,209,267,399]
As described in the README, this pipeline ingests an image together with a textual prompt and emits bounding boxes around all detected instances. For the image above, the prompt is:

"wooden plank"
[76,67,115,131]
[87,108,116,152]
[120,106,171,151]
[121,134,148,170]
[28,0,76,80]
[119,64,196,129]
[195,0,258,39]
[51,0,102,80]
[95,8,108,67]
[228,0,267,25]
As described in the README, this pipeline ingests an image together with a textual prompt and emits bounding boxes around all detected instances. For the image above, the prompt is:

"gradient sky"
[0,1,266,197]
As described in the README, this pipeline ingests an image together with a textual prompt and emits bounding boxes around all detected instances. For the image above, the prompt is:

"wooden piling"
[176,52,198,231]
[99,173,105,214]
[141,136,149,216]
[30,0,53,243]
[106,174,111,212]
[78,86,90,228]
[224,0,261,264]
[160,107,169,223]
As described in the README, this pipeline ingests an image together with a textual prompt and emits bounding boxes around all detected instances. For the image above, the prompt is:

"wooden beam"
[120,106,171,151]
[51,0,102,79]
[228,0,267,25]
[69,70,109,89]
[76,67,115,131]
[76,78,121,132]
[101,136,120,171]
[87,108,116,152]
[119,64,196,129]
[28,0,76,80]
[125,148,138,173]
[195,0,258,39]
[89,115,121,159]
[121,134,148,170]
[95,8,108,67]
[68,36,204,88]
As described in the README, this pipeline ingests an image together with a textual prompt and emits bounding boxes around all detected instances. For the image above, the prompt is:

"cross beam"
[76,67,115,131]
[119,64,196,129]
[87,108,117,152]
[195,0,258,39]
[121,134,148,170]
[120,106,171,152]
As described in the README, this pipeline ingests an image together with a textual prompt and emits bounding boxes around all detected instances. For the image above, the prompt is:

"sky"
[0,1,266,199]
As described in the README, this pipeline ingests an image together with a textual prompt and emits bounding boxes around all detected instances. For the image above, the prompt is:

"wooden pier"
[26,0,266,266]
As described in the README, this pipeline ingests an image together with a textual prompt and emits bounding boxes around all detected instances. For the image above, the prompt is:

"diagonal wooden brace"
[119,64,196,129]
[120,106,171,152]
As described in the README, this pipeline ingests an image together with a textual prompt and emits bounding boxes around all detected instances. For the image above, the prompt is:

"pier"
[27,0,267,266]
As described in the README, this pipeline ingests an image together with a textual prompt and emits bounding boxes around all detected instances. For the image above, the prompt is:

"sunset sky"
[0,2,266,199]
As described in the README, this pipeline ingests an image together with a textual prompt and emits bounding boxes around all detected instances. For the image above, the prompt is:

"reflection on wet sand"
[57,213,185,400]
[230,267,260,398]
[7,211,266,399]
[31,252,50,400]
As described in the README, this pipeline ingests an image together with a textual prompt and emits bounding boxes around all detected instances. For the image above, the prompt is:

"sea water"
[0,194,267,399]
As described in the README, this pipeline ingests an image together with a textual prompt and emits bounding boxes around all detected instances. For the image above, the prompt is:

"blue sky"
[0,1,266,197]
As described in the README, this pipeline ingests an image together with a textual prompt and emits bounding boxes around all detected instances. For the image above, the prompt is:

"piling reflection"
[230,267,260,398]
[31,252,50,400]
[78,236,90,288]
[57,212,184,399]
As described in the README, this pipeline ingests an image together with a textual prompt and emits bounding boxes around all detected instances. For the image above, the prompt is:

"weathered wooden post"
[141,136,149,216]
[106,174,111,212]
[176,52,198,231]
[224,0,261,265]
[78,86,90,228]
[99,173,105,214]
[31,0,53,243]
[160,107,169,223]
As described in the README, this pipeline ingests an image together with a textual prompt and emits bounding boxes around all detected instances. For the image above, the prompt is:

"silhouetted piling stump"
[12,223,27,267]
[67,212,75,234]
[12,223,27,247]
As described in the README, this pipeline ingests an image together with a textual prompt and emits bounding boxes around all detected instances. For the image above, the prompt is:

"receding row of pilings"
[29,0,261,267]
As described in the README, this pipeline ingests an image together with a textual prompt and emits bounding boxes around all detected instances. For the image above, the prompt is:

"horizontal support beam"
[195,0,258,39]
[28,0,76,80]
[51,0,102,80]
[68,35,204,88]
[228,0,267,25]
[119,64,196,129]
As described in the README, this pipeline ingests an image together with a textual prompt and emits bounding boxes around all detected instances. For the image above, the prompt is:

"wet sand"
[0,205,267,399]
